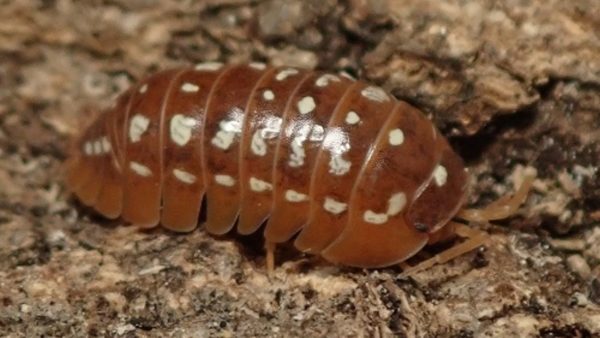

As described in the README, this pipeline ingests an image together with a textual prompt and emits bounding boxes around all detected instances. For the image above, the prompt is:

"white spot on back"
[129,161,152,177]
[345,111,360,125]
[101,136,111,153]
[249,177,272,192]
[289,138,306,167]
[173,169,196,184]
[361,86,389,102]
[315,74,340,87]
[211,118,242,150]
[180,82,199,93]
[433,165,448,187]
[93,139,103,155]
[262,89,275,101]
[251,131,267,156]
[249,62,267,70]
[262,116,283,139]
[309,124,325,141]
[329,154,351,176]
[285,189,308,202]
[323,127,351,153]
[323,197,347,215]
[363,210,388,224]
[297,96,316,115]
[83,142,93,155]
[286,122,324,167]
[195,62,223,71]
[287,123,312,167]
[386,192,407,216]
[129,114,150,143]
[170,114,197,146]
[251,116,282,156]
[275,68,298,81]
[139,84,148,94]
[388,128,404,146]
[214,174,235,187]
[363,191,408,225]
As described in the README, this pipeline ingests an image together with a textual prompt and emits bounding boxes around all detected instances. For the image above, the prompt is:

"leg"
[265,241,276,276]
[400,222,488,277]
[458,170,535,223]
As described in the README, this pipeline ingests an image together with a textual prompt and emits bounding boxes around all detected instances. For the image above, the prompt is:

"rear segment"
[319,102,439,267]
[405,135,469,242]
[65,87,133,219]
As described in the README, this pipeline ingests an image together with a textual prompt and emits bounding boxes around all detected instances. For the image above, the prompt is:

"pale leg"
[459,171,535,222]
[266,241,276,276]
[400,223,489,277]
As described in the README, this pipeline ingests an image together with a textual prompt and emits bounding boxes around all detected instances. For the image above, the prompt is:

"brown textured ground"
[1,0,599,337]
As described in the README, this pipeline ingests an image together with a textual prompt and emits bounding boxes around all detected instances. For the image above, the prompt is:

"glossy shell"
[66,62,468,268]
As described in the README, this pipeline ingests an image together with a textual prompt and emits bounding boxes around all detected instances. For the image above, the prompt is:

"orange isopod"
[65,62,534,272]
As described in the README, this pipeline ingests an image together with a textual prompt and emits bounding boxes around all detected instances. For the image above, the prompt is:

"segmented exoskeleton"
[67,62,479,268]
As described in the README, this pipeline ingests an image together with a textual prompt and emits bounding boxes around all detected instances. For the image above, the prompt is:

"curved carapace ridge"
[66,62,468,268]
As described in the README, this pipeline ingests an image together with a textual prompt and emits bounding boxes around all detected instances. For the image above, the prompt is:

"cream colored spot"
[129,114,150,143]
[323,197,347,215]
[251,117,282,156]
[263,89,275,101]
[139,84,148,94]
[180,82,199,93]
[363,191,407,225]
[388,128,405,146]
[287,123,324,167]
[285,189,308,202]
[101,136,111,153]
[173,169,196,184]
[211,130,235,149]
[329,154,351,176]
[289,139,306,167]
[129,161,152,177]
[249,62,266,70]
[249,177,272,192]
[275,68,298,81]
[315,74,340,87]
[93,139,103,155]
[363,210,388,224]
[214,174,235,187]
[211,119,242,150]
[361,86,389,102]
[386,192,407,216]
[433,165,448,187]
[251,131,267,156]
[323,128,351,153]
[170,114,196,146]
[297,96,316,115]
[345,111,360,125]
[83,142,93,155]
[195,62,223,71]
[309,124,325,141]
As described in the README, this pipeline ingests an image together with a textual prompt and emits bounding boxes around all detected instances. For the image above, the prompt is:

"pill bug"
[66,62,533,270]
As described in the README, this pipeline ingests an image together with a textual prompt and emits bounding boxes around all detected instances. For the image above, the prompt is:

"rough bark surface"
[1,0,599,337]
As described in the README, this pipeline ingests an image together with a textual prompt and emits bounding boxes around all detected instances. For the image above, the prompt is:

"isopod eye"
[414,222,429,232]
